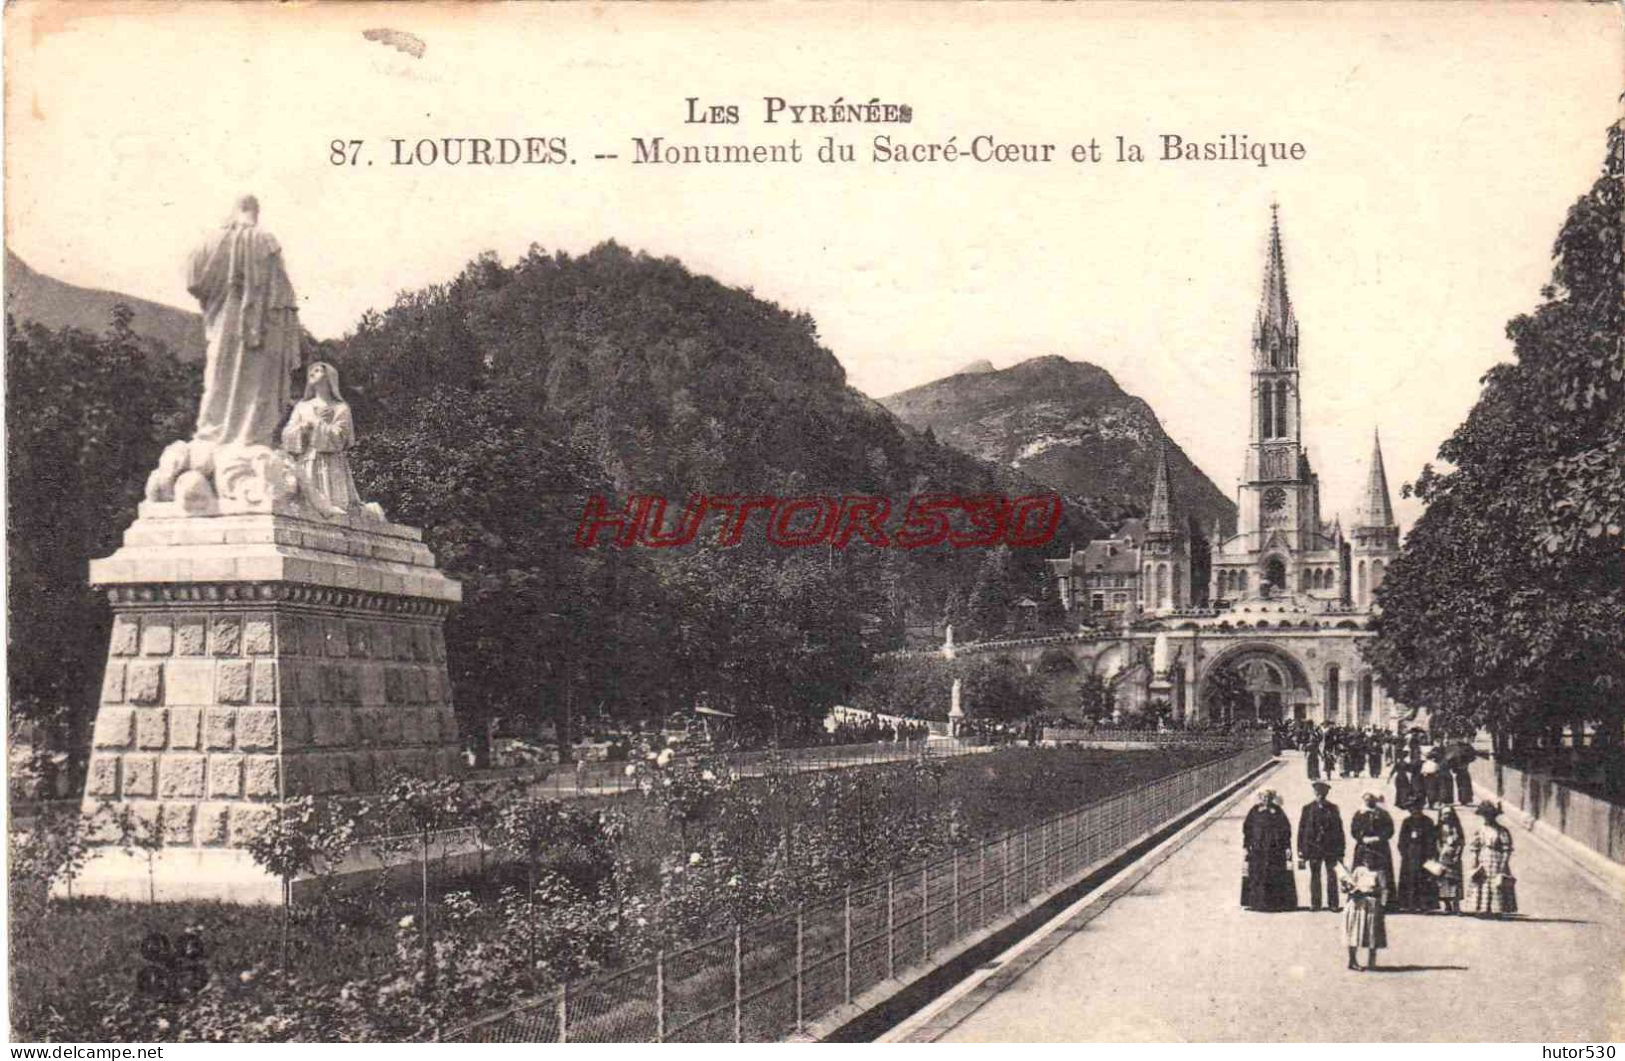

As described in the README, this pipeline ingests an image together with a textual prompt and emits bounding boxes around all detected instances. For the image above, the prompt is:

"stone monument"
[948,677,965,736]
[69,196,463,902]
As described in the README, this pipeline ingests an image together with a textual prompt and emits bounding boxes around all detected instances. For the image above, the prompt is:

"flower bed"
[9,744,1232,1041]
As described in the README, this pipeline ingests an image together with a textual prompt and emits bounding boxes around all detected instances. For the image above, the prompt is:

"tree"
[5,309,198,774]
[1076,671,1114,723]
[1202,663,1250,726]
[1363,119,1624,757]
[967,545,1016,639]
[243,796,356,972]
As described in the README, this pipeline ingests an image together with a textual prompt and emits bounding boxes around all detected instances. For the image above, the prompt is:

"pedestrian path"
[929,751,1625,1042]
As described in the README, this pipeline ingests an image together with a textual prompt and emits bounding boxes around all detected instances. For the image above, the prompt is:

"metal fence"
[444,739,1273,1042]
[1041,728,1245,749]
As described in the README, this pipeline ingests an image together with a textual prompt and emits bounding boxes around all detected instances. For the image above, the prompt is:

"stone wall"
[1469,756,1625,869]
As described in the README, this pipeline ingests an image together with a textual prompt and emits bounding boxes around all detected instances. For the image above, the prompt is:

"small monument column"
[69,197,463,903]
[1148,632,1174,729]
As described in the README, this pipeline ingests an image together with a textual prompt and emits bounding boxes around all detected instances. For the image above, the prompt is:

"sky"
[6,2,1621,533]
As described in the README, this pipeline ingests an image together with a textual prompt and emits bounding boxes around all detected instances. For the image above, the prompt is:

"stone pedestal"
[68,500,462,902]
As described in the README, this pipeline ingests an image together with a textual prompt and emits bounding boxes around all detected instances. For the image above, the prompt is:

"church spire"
[1147,442,1177,536]
[1358,429,1396,529]
[1253,203,1300,367]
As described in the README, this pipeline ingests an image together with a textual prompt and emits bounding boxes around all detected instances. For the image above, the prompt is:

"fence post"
[921,863,930,958]
[556,981,568,1044]
[733,923,743,1043]
[886,873,896,980]
[655,949,666,1043]
[1000,834,1009,914]
[795,906,805,1033]
[843,886,853,1005]
[978,842,987,928]
[1041,817,1050,889]
[1023,828,1031,900]
[952,849,961,942]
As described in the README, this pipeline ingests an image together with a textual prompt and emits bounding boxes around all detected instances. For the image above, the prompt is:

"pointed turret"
[1146,443,1177,536]
[1252,203,1300,368]
[1358,429,1396,529]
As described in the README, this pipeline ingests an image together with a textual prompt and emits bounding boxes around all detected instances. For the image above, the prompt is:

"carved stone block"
[210,616,242,657]
[159,755,206,799]
[237,708,278,751]
[252,660,278,704]
[110,617,140,656]
[280,708,310,750]
[243,616,275,655]
[162,804,195,845]
[94,708,135,750]
[205,708,237,750]
[175,615,208,656]
[123,754,158,798]
[229,804,275,846]
[135,709,168,750]
[102,663,126,704]
[217,660,252,704]
[244,756,280,799]
[165,659,214,706]
[86,755,119,797]
[141,618,174,656]
[196,803,230,846]
[208,753,245,798]
[168,707,202,750]
[127,662,164,705]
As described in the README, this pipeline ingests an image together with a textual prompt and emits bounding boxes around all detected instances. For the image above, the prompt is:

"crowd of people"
[1272,720,1478,808]
[1244,728,1517,972]
[822,717,935,745]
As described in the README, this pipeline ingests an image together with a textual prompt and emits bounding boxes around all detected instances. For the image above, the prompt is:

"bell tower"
[1142,443,1190,611]
[1238,205,1322,559]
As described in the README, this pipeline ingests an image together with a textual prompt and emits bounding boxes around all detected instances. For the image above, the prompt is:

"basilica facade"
[1041,209,1404,727]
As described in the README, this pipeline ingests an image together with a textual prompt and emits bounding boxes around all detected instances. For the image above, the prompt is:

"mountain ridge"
[880,355,1236,538]
[5,249,205,360]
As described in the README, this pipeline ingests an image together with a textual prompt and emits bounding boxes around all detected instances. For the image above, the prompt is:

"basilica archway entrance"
[1197,642,1313,725]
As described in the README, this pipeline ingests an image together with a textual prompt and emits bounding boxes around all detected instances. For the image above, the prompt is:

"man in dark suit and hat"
[1297,779,1345,911]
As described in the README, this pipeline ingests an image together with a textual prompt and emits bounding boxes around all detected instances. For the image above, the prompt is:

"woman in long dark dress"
[1395,801,1439,912]
[1342,733,1364,779]
[1242,789,1297,911]
[1350,790,1396,905]
[1436,806,1466,914]
[1389,756,1414,809]
[1367,733,1384,779]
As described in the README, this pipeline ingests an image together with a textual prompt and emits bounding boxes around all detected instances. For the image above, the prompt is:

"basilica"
[1039,209,1405,727]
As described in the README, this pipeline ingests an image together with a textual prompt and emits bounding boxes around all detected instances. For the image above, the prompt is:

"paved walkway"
[931,752,1625,1042]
